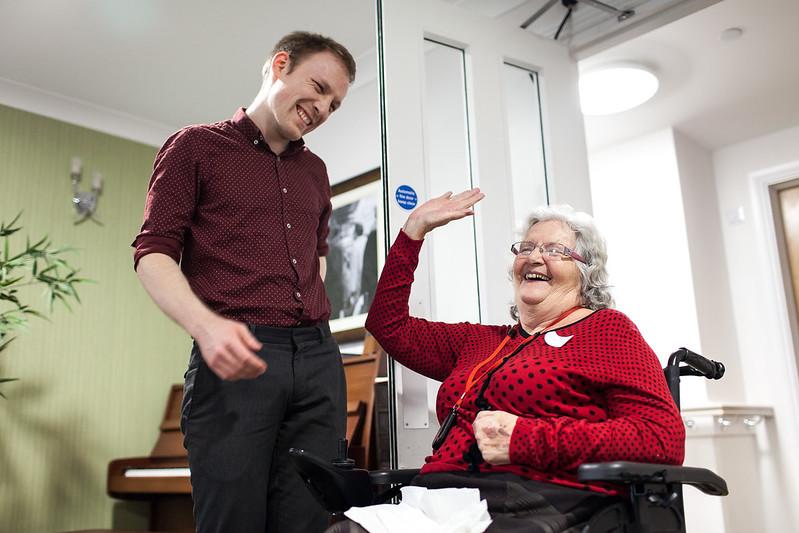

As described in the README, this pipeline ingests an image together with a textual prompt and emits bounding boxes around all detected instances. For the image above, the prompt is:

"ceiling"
[0,0,377,141]
[446,0,719,56]
[580,0,799,150]
[0,0,797,152]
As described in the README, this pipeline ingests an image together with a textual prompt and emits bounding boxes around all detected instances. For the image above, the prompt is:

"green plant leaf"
[0,336,16,352]
[0,378,19,399]
[22,308,45,318]
[0,212,90,388]
[0,211,22,238]
[28,235,48,250]
[37,263,58,276]
[0,276,24,288]
[0,292,21,303]
[65,283,81,303]
[58,292,73,311]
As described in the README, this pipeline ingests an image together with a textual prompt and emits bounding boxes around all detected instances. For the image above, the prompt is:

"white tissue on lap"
[344,485,492,533]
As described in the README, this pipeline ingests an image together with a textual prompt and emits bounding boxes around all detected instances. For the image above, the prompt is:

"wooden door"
[775,179,799,365]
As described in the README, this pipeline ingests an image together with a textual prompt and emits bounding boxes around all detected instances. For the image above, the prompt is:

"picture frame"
[327,168,384,344]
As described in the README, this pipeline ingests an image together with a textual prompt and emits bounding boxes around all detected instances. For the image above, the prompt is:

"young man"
[132,32,356,533]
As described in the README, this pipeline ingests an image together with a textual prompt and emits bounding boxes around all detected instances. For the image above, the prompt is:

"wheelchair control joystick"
[332,438,355,469]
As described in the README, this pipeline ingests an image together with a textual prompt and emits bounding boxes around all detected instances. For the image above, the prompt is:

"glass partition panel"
[422,39,481,325]
[377,0,589,471]
[502,63,549,231]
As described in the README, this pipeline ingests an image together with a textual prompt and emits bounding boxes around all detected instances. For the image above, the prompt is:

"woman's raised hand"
[402,188,485,240]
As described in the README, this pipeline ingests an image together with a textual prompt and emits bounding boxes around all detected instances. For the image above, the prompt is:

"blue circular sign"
[395,185,418,211]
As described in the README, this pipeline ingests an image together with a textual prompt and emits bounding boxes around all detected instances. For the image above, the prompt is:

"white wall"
[588,129,705,383]
[587,123,799,532]
[712,124,799,529]
[673,131,745,403]
[589,127,742,531]
[589,126,736,529]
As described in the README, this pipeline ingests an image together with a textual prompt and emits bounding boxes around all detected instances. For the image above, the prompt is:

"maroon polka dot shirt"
[133,108,332,326]
[365,231,685,494]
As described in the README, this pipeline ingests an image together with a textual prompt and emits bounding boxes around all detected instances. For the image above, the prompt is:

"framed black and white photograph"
[327,168,384,341]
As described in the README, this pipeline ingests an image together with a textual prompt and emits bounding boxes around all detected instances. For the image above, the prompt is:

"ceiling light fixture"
[521,0,635,40]
[720,27,744,41]
[578,64,659,116]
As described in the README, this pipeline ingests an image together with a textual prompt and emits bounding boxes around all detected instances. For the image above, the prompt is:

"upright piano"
[107,354,380,530]
[107,384,193,531]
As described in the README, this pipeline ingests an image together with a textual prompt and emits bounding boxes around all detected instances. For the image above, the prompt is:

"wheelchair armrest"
[577,461,728,496]
[289,448,375,512]
[369,468,421,486]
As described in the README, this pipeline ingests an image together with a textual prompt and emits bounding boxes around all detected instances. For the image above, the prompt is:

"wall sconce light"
[70,157,103,225]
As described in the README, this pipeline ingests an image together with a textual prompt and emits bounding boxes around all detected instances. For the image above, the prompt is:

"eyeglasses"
[510,241,588,265]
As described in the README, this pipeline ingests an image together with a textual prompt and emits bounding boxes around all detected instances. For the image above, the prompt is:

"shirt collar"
[514,323,531,338]
[231,107,306,156]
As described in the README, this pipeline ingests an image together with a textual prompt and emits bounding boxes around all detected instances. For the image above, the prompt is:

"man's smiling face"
[265,50,350,145]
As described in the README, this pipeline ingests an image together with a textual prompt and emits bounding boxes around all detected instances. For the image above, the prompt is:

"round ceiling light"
[578,64,659,116]
[720,27,744,41]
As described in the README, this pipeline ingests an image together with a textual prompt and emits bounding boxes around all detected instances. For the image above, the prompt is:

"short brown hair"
[263,31,356,83]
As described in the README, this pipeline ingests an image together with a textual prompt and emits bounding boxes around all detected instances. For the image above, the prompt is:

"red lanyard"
[432,304,585,451]
[453,305,584,410]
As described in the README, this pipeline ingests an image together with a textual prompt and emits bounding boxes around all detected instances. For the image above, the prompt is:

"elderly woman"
[343,189,684,532]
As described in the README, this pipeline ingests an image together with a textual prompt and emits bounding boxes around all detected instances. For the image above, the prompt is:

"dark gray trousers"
[181,322,346,533]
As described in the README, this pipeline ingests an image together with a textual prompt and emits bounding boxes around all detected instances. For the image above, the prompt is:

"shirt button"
[253,139,259,145]
[295,291,302,298]
[286,223,292,229]
[292,258,297,264]
[282,187,288,194]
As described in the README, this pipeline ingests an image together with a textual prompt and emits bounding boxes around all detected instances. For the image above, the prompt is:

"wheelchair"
[289,347,728,532]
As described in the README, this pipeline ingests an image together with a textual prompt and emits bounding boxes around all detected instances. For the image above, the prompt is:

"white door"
[376,0,592,468]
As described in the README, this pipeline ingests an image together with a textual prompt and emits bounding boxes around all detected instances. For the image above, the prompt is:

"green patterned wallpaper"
[0,104,189,532]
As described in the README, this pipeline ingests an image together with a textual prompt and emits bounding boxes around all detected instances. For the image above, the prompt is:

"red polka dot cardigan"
[364,230,685,493]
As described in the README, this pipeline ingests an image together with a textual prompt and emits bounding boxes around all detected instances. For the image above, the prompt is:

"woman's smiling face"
[513,219,582,313]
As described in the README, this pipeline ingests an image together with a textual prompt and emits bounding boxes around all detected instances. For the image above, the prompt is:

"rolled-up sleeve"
[132,128,199,269]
